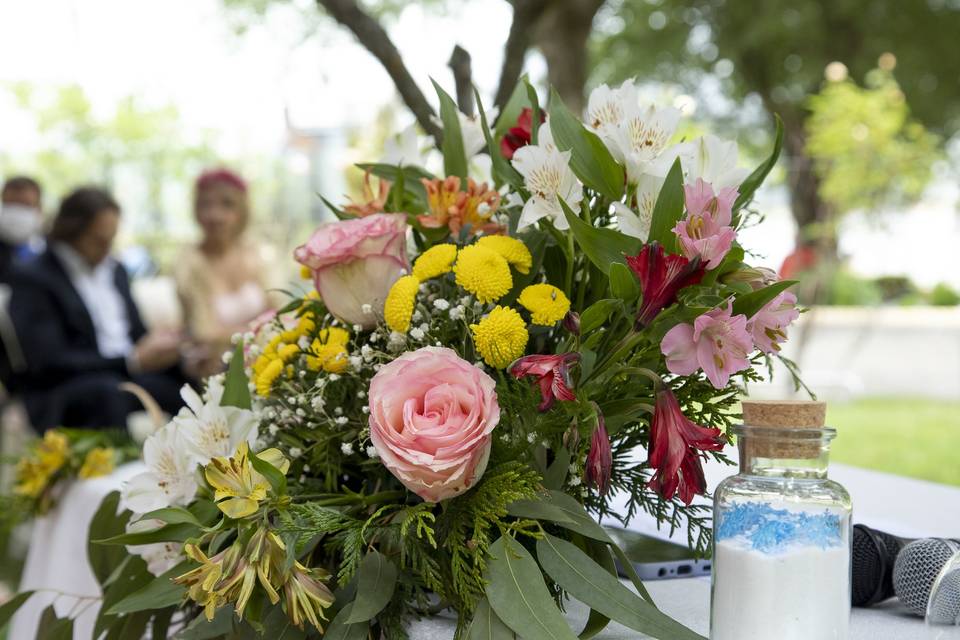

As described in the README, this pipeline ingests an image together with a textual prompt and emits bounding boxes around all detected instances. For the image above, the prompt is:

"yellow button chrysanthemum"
[412,243,458,280]
[256,358,284,396]
[278,343,301,362]
[300,265,313,280]
[384,274,421,332]
[477,235,533,274]
[470,305,529,368]
[518,283,571,325]
[307,342,349,373]
[454,244,513,304]
[317,326,350,347]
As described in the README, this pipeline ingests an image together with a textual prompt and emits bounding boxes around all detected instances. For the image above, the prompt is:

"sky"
[1,0,958,288]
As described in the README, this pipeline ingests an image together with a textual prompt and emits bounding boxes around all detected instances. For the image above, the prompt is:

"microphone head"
[927,564,960,625]
[893,538,960,617]
[852,524,910,606]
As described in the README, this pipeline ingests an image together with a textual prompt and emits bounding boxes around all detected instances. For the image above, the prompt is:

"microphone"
[893,538,960,624]
[852,524,913,606]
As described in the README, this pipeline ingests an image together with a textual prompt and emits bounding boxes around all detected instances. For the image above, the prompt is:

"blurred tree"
[222,0,607,129]
[1,83,215,235]
[595,0,960,254]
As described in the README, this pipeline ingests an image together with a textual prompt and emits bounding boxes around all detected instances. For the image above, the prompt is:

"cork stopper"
[740,399,827,459]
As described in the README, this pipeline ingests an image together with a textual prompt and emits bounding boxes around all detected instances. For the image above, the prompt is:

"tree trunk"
[533,0,605,113]
[782,116,836,258]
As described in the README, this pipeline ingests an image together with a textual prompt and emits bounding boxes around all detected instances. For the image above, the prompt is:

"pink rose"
[368,347,500,502]
[672,178,738,270]
[660,301,753,389]
[294,213,408,329]
[748,291,799,353]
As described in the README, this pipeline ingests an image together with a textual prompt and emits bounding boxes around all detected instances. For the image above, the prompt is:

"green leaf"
[484,536,578,640]
[578,539,616,639]
[36,605,73,640]
[475,87,524,190]
[321,195,353,221]
[609,262,639,302]
[249,450,288,497]
[548,88,624,200]
[494,79,531,138]
[541,491,612,544]
[647,158,685,252]
[524,79,542,145]
[95,522,199,546]
[88,491,131,585]
[345,550,398,623]
[543,447,571,490]
[324,604,368,640]
[733,114,783,215]
[609,543,654,604]
[136,507,202,527]
[94,556,152,639]
[731,280,797,318]
[506,498,575,524]
[174,607,235,639]
[221,342,251,410]
[537,535,704,640]
[432,79,468,181]
[107,561,190,614]
[560,199,640,275]
[580,299,621,335]
[0,591,33,630]
[355,162,434,182]
[466,597,516,640]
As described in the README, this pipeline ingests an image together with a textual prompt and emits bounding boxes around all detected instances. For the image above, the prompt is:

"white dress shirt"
[52,243,133,359]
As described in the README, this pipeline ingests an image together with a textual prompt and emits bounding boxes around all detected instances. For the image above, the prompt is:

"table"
[12,457,960,639]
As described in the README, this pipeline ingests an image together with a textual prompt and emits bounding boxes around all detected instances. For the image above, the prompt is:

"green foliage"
[930,282,960,307]
[806,71,941,214]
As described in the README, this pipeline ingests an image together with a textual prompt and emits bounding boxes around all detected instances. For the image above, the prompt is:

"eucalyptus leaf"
[324,604,368,640]
[136,507,202,527]
[543,447,572,490]
[88,492,133,584]
[537,534,704,640]
[506,498,575,524]
[221,342,251,410]
[609,262,639,302]
[346,550,398,623]
[94,522,199,546]
[107,562,190,614]
[731,280,797,318]
[485,536,578,640]
[432,79,468,181]
[465,598,516,640]
[0,591,33,630]
[174,606,234,639]
[548,88,624,200]
[36,605,72,640]
[542,490,612,543]
[560,199,640,275]
[647,159,685,252]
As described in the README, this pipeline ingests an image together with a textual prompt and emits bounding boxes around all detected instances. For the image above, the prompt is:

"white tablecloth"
[12,457,960,639]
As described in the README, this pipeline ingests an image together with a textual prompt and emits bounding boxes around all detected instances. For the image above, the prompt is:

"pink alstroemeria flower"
[509,353,580,412]
[647,387,723,505]
[748,291,800,353]
[625,242,705,327]
[672,178,738,270]
[585,406,612,496]
[660,302,752,389]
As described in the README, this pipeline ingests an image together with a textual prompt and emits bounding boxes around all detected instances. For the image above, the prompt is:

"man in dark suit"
[9,187,188,430]
[0,176,45,283]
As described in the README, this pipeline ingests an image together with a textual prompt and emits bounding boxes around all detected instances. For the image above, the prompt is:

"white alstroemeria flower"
[676,134,749,190]
[121,424,198,513]
[458,108,497,158]
[175,380,258,465]
[613,102,682,185]
[381,123,426,166]
[512,142,583,230]
[125,518,183,576]
[585,80,639,145]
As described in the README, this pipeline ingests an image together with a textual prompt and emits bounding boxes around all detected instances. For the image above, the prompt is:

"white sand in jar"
[711,540,850,640]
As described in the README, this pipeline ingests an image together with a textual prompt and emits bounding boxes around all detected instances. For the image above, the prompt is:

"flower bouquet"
[6,79,804,639]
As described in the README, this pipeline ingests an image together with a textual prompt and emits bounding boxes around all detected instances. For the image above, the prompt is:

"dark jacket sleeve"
[9,267,128,387]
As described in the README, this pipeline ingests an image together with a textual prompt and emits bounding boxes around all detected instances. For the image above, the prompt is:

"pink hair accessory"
[196,168,247,193]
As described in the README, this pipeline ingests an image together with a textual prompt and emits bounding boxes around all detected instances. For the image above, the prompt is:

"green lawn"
[827,397,960,486]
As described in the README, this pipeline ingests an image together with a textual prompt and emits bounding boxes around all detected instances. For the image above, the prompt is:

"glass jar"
[710,425,852,640]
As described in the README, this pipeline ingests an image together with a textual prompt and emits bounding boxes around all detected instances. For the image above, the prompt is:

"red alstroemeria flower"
[647,387,724,505]
[500,107,546,160]
[509,352,579,412]
[625,241,706,327]
[585,406,612,496]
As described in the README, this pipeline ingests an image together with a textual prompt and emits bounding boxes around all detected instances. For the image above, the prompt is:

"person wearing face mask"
[8,187,188,431]
[0,176,46,283]
[173,169,272,377]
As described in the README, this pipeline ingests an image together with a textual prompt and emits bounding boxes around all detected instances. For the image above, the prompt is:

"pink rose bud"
[294,213,408,329]
[367,347,500,502]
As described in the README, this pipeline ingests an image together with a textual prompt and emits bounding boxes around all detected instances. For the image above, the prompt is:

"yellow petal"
[216,497,260,519]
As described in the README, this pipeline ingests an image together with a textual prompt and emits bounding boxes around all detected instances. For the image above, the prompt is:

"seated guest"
[0,176,45,283]
[9,187,187,430]
[174,169,270,377]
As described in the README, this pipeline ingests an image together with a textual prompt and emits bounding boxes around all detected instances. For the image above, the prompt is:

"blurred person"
[173,169,271,377]
[9,187,188,430]
[0,176,45,282]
